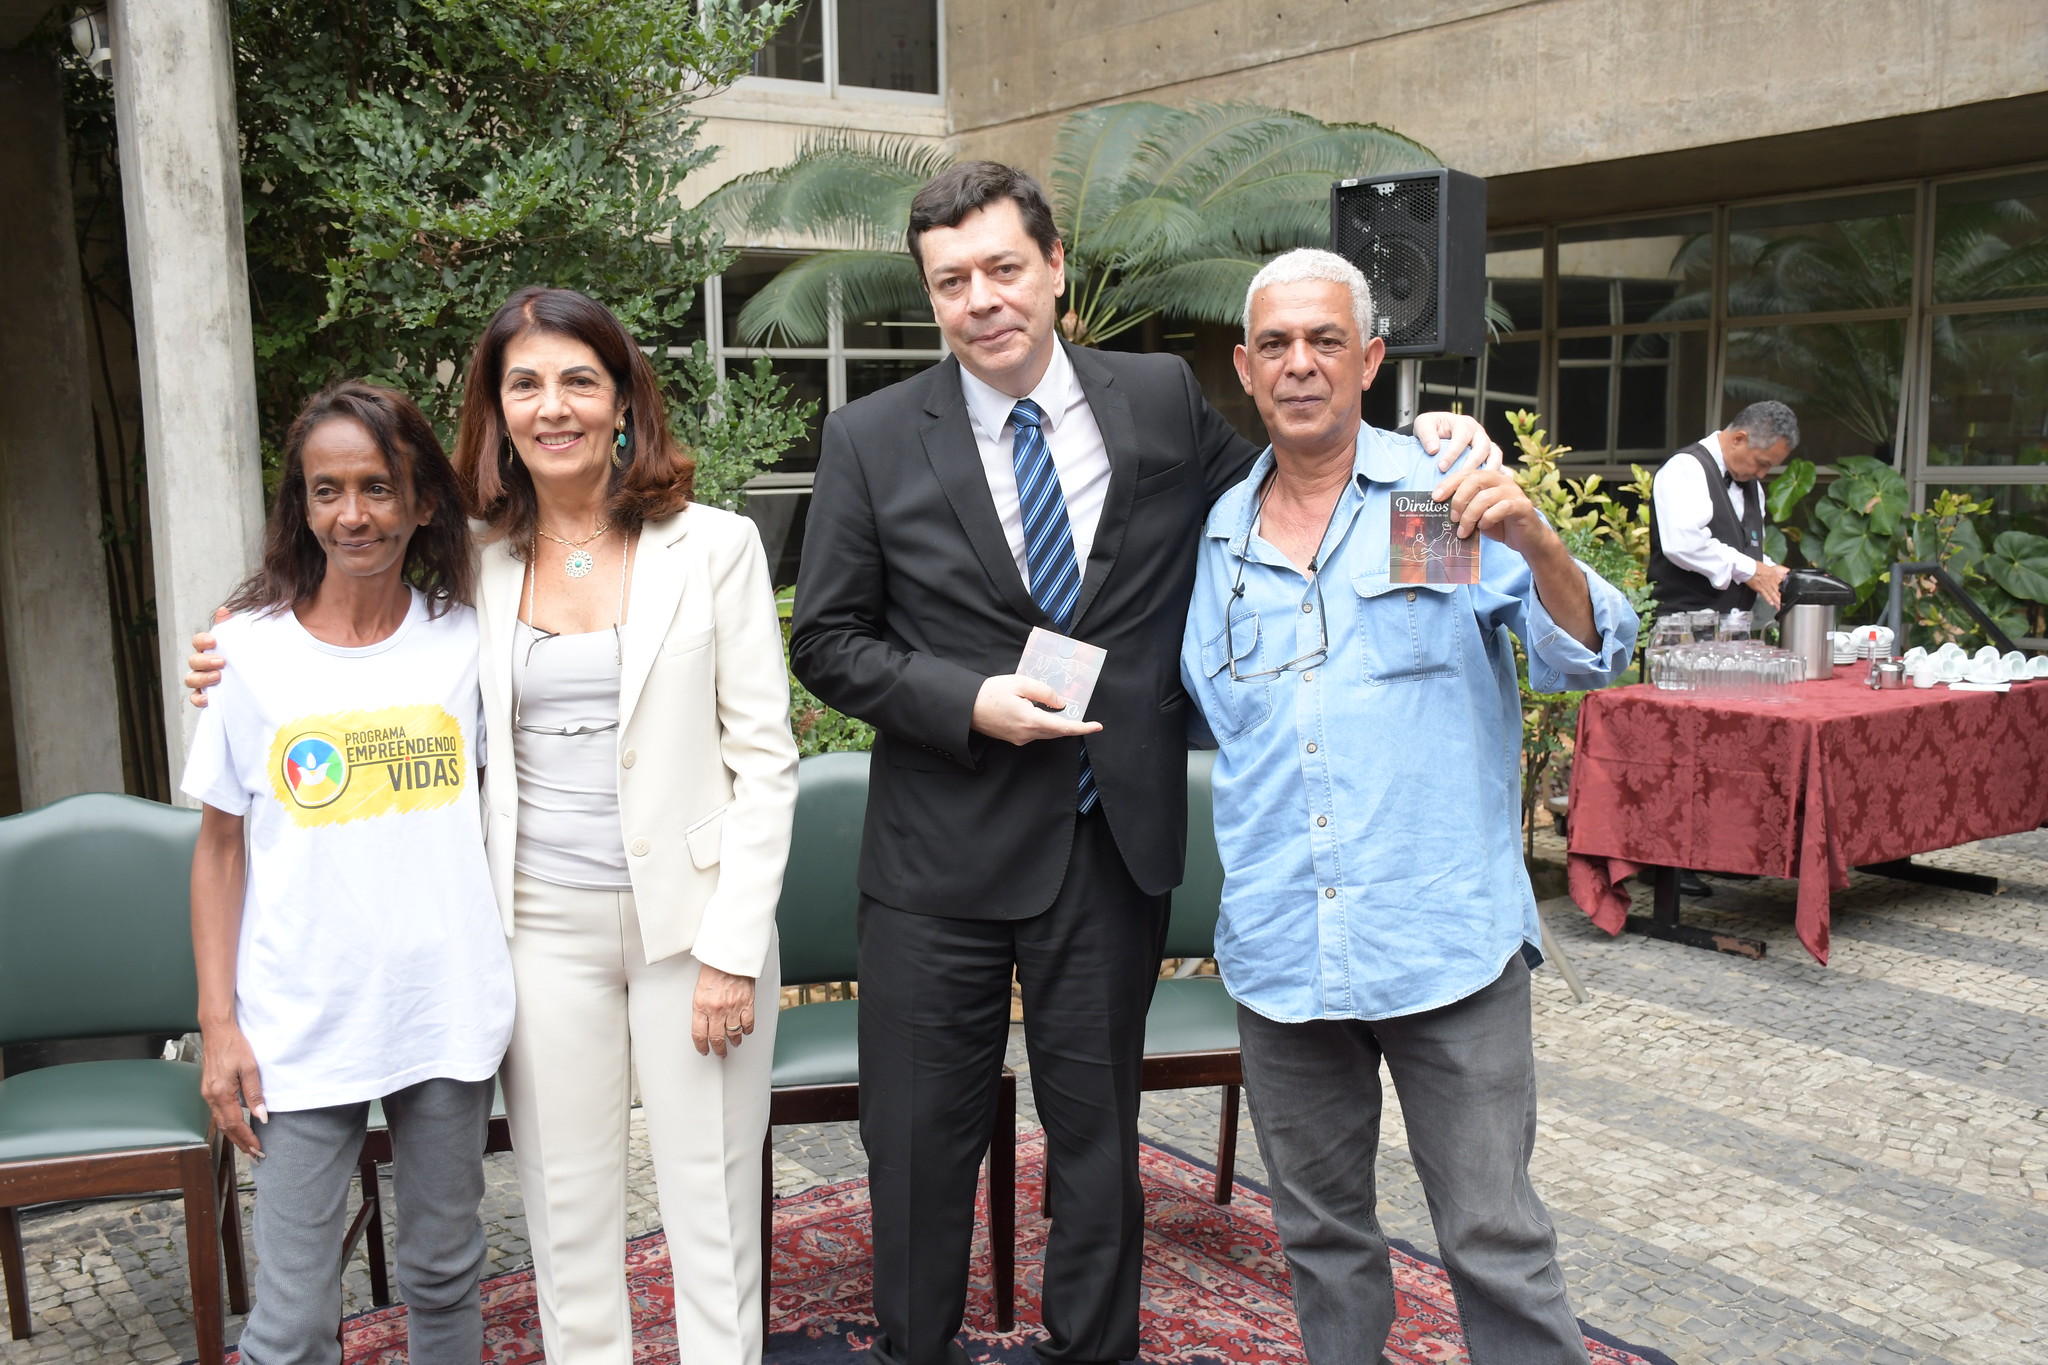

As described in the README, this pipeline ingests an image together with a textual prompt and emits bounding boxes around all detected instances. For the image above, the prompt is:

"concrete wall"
[945,0,2048,194]
[109,0,266,788]
[0,50,127,809]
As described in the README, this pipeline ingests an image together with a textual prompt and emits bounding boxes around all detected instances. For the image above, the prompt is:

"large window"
[1485,164,2048,554]
[747,0,940,97]
[682,252,946,584]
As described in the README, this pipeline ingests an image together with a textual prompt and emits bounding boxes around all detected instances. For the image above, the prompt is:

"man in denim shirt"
[1180,249,1637,1365]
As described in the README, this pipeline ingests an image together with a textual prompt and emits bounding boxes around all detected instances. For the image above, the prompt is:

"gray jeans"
[238,1076,493,1365]
[1236,958,1589,1365]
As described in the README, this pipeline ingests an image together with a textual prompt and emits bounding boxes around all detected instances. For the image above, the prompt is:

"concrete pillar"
[0,52,127,808]
[108,0,266,789]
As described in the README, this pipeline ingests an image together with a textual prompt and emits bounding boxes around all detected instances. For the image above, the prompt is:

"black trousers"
[857,809,1171,1365]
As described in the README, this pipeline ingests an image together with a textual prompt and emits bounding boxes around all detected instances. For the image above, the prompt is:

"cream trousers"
[501,871,778,1365]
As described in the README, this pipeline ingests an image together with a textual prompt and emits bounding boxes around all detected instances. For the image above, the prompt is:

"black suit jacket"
[791,343,1259,918]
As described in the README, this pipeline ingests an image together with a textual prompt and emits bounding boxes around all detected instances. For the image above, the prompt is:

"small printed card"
[1018,627,1108,721]
[1389,493,1481,585]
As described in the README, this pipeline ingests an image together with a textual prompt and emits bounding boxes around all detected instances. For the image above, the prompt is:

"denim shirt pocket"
[1198,612,1272,742]
[1351,574,1464,685]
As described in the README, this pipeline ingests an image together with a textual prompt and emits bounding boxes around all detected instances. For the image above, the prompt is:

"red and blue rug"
[290,1132,1675,1364]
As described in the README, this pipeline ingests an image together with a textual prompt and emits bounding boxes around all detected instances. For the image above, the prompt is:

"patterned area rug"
[280,1132,1675,1365]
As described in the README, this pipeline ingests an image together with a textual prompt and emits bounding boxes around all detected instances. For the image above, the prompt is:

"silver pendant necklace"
[536,519,610,578]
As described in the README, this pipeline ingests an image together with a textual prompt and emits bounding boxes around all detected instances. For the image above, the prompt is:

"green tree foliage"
[1505,411,1655,853]
[703,102,1489,349]
[1767,455,2048,643]
[232,0,811,494]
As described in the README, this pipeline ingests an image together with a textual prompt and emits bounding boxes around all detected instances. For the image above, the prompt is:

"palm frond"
[733,250,926,345]
[1086,195,1209,269]
[1049,102,1168,252]
[1184,115,1435,211]
[701,132,950,252]
[1122,103,1294,202]
[1104,256,1263,328]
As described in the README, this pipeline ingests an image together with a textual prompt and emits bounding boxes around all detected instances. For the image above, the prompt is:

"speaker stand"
[1396,358,1419,428]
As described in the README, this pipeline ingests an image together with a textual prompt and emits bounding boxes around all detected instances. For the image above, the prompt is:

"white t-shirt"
[180,590,514,1112]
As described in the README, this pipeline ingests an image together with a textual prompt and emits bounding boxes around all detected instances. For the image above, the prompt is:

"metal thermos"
[1778,570,1857,681]
[1780,605,1838,680]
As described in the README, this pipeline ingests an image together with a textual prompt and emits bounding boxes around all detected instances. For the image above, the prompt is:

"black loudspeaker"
[1330,168,1487,358]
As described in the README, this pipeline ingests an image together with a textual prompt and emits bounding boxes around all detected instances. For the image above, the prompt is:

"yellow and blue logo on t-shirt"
[268,704,466,828]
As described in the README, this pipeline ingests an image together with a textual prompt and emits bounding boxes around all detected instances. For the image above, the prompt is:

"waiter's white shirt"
[960,342,1111,588]
[1652,430,1771,591]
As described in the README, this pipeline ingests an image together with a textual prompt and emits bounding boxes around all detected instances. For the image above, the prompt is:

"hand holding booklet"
[1017,627,1107,720]
[1389,494,1481,585]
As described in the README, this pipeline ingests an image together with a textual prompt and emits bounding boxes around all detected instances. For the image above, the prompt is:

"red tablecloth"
[1565,674,2048,963]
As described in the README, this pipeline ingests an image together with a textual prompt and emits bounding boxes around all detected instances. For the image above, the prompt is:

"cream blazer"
[475,505,799,978]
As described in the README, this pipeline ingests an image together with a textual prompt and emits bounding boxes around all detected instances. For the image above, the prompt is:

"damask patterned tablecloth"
[1565,674,2048,963]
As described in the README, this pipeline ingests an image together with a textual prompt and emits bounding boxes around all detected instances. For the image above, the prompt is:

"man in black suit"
[790,162,1495,1365]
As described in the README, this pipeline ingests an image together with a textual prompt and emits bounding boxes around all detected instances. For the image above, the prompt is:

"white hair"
[1242,248,1374,344]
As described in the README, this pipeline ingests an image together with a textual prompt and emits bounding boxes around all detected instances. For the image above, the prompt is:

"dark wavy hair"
[906,161,1061,274]
[451,286,694,552]
[223,381,475,618]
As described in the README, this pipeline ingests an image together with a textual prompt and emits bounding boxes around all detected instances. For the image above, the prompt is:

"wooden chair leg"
[360,1155,391,1307]
[760,1130,773,1336]
[215,1144,249,1315]
[1,1204,30,1341]
[989,1071,1015,1332]
[181,1145,226,1365]
[1214,1083,1240,1206]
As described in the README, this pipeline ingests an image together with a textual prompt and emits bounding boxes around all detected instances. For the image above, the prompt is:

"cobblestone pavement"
[5,831,2046,1365]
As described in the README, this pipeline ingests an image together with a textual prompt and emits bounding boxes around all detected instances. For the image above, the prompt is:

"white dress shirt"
[959,343,1112,590]
[1652,430,1769,590]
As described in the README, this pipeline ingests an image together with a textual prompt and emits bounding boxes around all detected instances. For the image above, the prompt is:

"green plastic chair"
[0,793,247,1363]
[1142,751,1244,1203]
[763,751,1015,1331]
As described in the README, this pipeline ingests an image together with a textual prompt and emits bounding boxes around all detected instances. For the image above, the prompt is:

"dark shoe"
[1709,870,1760,882]
[1676,869,1713,898]
[869,1339,969,1365]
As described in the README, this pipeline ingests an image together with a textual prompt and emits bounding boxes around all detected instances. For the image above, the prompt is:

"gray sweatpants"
[238,1076,493,1365]
[1235,957,1590,1365]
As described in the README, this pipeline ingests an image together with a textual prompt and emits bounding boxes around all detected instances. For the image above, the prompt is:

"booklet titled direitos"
[1389,494,1480,585]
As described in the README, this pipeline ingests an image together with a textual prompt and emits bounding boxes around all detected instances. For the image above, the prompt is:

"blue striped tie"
[1010,399,1098,813]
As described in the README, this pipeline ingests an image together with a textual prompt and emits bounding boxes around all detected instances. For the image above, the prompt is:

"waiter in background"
[1647,399,1799,899]
[1648,400,1797,612]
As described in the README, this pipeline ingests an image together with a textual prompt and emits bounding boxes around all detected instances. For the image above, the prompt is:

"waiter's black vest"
[1648,442,1765,614]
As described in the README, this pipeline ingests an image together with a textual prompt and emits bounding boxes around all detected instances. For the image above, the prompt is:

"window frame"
[1493,163,2048,519]
[674,253,948,495]
[735,0,945,105]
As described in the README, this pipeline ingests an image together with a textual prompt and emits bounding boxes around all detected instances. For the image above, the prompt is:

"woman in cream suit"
[458,286,796,1363]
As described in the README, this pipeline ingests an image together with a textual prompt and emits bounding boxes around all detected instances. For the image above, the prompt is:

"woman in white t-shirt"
[184,382,514,1365]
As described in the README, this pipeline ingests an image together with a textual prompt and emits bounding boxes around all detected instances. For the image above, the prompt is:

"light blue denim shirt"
[1179,424,1638,1023]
